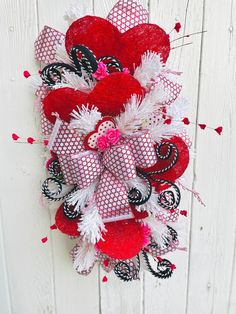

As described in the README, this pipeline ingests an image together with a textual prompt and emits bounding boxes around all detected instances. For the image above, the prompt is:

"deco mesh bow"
[17,0,222,282]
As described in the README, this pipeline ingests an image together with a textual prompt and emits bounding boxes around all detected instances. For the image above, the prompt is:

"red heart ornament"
[65,16,170,73]
[88,72,143,116]
[43,73,143,123]
[43,87,88,124]
[65,16,121,59]
[96,219,145,260]
[84,116,116,150]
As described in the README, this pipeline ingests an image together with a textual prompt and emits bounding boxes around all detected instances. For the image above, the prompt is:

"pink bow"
[49,121,157,222]
[73,131,157,222]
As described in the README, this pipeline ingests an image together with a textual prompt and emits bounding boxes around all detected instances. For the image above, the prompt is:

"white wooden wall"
[0,0,235,313]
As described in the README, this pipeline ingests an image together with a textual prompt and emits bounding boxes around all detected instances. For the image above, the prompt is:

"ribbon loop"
[123,131,157,168]
[34,26,65,64]
[71,152,103,189]
[102,144,137,181]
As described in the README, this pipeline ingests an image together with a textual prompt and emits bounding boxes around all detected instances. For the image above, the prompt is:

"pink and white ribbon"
[107,0,149,33]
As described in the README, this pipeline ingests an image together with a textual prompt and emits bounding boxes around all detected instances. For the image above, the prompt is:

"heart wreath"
[16,0,223,282]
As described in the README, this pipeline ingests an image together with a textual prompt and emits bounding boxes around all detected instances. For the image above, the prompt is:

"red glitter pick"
[23,70,31,78]
[41,237,48,243]
[27,137,35,144]
[102,276,108,283]
[156,256,163,262]
[174,22,182,33]
[198,123,206,130]
[182,117,190,125]
[180,210,188,217]
[214,126,223,135]
[12,133,19,141]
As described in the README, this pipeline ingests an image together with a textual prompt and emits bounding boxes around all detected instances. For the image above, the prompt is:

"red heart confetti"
[174,22,182,33]
[27,137,35,144]
[50,224,57,230]
[214,126,223,135]
[198,123,206,129]
[43,140,49,146]
[23,70,31,78]
[182,117,190,125]
[103,259,110,267]
[102,276,108,283]
[164,118,172,125]
[170,264,176,270]
[180,210,188,217]
[12,133,19,141]
[41,237,48,243]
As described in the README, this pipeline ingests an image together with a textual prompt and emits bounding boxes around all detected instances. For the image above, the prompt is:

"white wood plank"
[228,230,236,314]
[0,0,55,313]
[0,203,12,314]
[37,0,93,33]
[92,1,148,314]
[37,1,100,314]
[186,0,236,313]
[144,1,204,313]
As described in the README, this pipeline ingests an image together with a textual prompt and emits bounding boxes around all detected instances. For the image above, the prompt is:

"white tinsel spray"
[78,202,106,244]
[67,182,97,212]
[133,52,165,90]
[73,239,97,272]
[125,176,148,195]
[69,105,102,134]
[29,75,43,92]
[64,3,86,25]
[53,71,95,93]
[55,41,72,64]
[147,96,189,143]
[137,190,166,216]
[143,216,172,248]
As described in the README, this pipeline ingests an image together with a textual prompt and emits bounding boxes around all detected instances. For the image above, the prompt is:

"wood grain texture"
[186,0,236,313]
[0,0,55,313]
[0,0,235,313]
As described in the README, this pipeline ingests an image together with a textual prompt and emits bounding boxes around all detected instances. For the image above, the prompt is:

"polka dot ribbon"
[49,121,158,222]
[107,0,149,33]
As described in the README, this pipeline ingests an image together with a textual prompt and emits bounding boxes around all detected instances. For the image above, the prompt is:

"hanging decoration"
[15,0,223,282]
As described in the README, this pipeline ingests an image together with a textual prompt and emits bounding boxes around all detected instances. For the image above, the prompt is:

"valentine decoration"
[17,0,223,282]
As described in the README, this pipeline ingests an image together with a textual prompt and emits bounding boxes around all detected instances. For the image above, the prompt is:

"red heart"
[182,117,190,125]
[65,16,170,73]
[215,126,223,135]
[88,72,143,116]
[198,123,206,130]
[27,137,35,144]
[43,73,143,123]
[96,219,145,260]
[43,87,88,124]
[84,116,116,150]
[142,136,190,183]
[12,133,19,141]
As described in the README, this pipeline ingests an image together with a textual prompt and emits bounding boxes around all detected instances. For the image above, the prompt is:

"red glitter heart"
[65,16,170,73]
